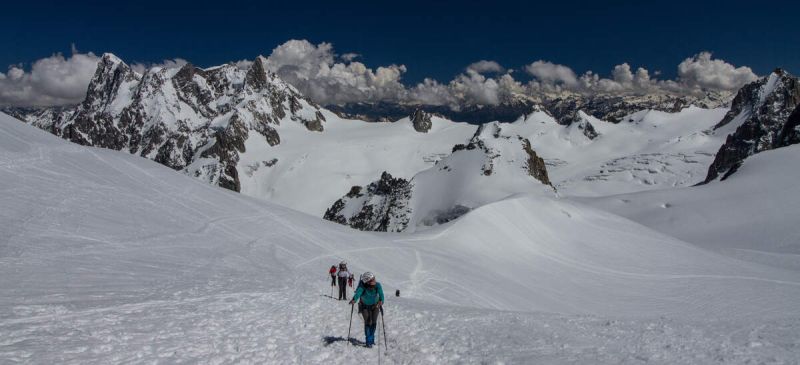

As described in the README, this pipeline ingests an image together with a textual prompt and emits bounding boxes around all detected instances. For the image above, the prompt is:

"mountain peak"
[410,108,433,133]
[245,56,269,90]
[100,52,124,66]
[703,68,800,182]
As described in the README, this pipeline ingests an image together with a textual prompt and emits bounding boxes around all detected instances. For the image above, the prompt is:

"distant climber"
[349,272,384,347]
[337,261,351,300]
[329,265,337,288]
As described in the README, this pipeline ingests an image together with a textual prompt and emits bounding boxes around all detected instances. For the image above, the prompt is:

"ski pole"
[347,302,354,343]
[380,306,388,351]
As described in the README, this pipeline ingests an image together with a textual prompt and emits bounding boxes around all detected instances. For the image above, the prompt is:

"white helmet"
[339,260,347,267]
[360,271,375,283]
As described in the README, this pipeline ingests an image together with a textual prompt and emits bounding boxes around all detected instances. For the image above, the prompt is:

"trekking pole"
[347,302,354,343]
[380,306,388,351]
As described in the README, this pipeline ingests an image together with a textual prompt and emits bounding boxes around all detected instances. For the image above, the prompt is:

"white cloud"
[677,51,758,91]
[466,60,505,74]
[131,58,189,74]
[0,50,100,106]
[340,53,360,62]
[0,41,761,109]
[0,49,189,107]
[525,61,579,87]
[232,59,254,70]
[264,39,409,105]
[523,52,757,97]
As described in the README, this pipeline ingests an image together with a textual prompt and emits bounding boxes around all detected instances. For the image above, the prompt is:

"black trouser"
[330,275,336,287]
[338,277,348,300]
[359,302,380,345]
[359,303,380,326]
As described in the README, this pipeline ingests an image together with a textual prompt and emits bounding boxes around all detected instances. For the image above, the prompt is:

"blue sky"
[2,0,797,82]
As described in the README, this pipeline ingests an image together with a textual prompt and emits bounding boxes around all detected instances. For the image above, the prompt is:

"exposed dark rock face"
[568,115,599,140]
[703,70,800,183]
[323,171,412,232]
[520,138,552,186]
[7,53,326,192]
[410,109,432,133]
[780,105,800,146]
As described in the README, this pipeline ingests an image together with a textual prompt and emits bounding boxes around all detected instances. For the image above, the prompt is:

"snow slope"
[2,113,800,363]
[509,107,732,196]
[249,106,733,218]
[324,121,554,232]
[238,113,475,216]
[582,144,800,269]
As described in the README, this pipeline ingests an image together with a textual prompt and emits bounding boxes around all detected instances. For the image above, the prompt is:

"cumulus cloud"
[525,61,579,87]
[466,60,505,74]
[523,52,757,97]
[0,49,100,106]
[1,40,761,109]
[264,40,408,105]
[677,51,758,91]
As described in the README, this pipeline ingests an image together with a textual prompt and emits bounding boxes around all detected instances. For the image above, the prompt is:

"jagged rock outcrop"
[323,172,412,232]
[8,53,327,192]
[410,109,433,133]
[703,70,800,182]
[520,138,551,186]
[561,112,600,140]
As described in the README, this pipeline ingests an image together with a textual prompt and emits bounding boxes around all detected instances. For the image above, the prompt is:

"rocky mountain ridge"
[4,53,329,192]
[703,69,800,182]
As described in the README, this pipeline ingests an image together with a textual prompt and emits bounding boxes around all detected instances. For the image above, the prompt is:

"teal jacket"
[353,282,384,305]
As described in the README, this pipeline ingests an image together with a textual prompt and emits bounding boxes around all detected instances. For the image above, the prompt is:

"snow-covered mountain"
[324,121,554,232]
[5,54,800,234]
[405,105,727,198]
[3,112,800,363]
[703,69,800,182]
[7,53,329,192]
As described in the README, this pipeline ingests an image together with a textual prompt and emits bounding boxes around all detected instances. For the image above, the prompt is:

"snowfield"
[582,143,800,270]
[511,106,732,196]
[238,112,475,217]
[3,110,800,364]
[232,103,732,221]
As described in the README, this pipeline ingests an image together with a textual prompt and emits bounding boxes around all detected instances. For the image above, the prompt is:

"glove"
[377,301,382,308]
[349,300,355,305]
